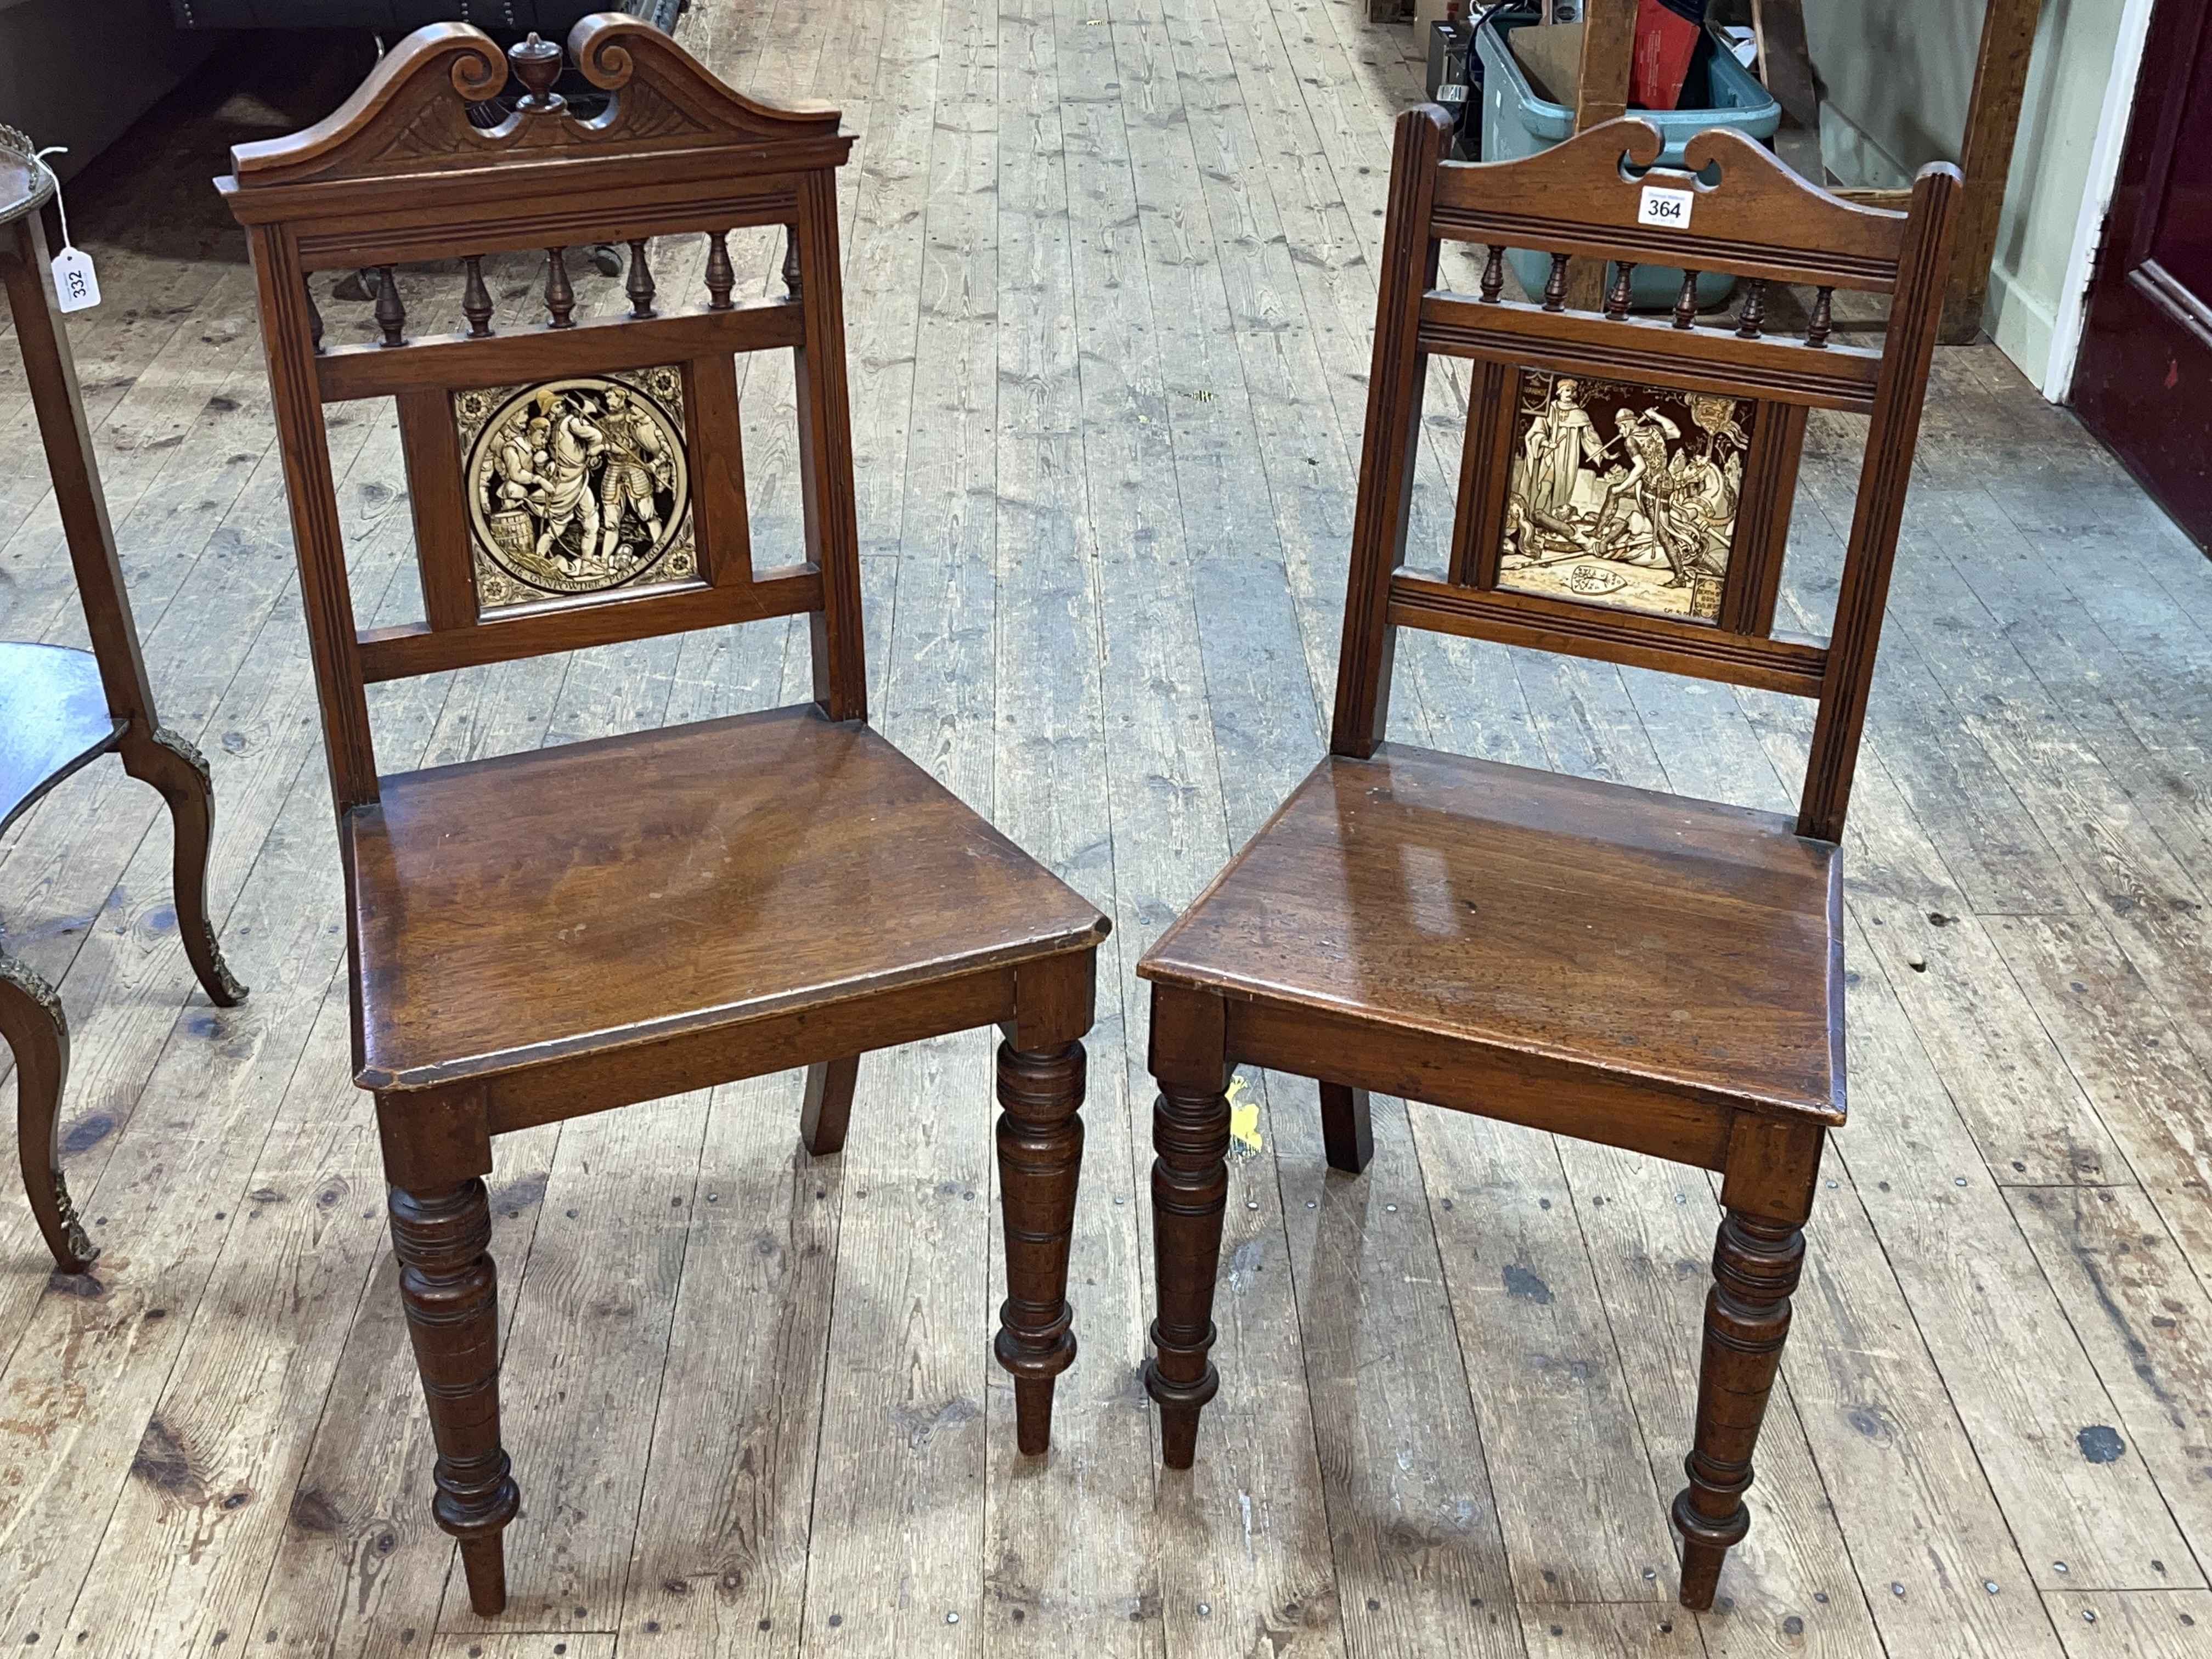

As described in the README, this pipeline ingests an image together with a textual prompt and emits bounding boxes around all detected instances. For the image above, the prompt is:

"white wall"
[1799,0,2141,397]
[1804,0,1977,190]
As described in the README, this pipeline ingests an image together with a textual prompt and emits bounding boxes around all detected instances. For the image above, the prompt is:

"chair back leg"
[800,1053,862,1156]
[1318,1081,1374,1174]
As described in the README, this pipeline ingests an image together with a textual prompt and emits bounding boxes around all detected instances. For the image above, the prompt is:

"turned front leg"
[390,1179,521,1617]
[994,1040,1086,1455]
[1674,1209,1804,1609]
[1142,987,1233,1469]
[1147,1078,1231,1468]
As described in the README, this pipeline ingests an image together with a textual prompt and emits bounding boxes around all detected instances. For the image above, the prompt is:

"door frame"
[2046,0,2158,402]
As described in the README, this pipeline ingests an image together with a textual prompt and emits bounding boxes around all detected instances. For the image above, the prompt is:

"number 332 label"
[1637,185,1695,229]
[51,247,101,312]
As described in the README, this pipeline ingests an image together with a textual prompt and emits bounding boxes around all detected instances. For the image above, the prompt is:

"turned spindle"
[1479,244,1505,303]
[1735,280,1768,339]
[625,239,656,318]
[373,266,404,347]
[303,275,324,353]
[461,256,493,337]
[1807,285,1834,348]
[782,230,803,298]
[1673,270,1700,329]
[1604,261,1635,320]
[705,230,735,311]
[544,246,574,328]
[1542,251,1569,312]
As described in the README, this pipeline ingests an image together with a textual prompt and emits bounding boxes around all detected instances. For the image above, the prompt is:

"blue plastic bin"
[1473,9,1780,312]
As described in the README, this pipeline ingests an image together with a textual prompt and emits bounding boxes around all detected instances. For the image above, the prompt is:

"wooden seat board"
[348,702,1107,1090]
[1141,744,1844,1122]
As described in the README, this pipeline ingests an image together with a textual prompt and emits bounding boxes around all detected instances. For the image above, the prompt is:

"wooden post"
[1753,0,1825,183]
[1573,0,1636,128]
[1767,0,2046,344]
[1563,0,1637,312]
[1940,0,2045,342]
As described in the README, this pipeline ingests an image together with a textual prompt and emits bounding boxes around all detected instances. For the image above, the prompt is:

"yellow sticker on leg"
[1226,1074,1262,1154]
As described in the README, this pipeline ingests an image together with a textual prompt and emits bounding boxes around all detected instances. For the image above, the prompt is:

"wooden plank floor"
[5,2,2212,1655]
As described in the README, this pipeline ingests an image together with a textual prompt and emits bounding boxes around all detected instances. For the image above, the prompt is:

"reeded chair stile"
[221,16,1107,1615]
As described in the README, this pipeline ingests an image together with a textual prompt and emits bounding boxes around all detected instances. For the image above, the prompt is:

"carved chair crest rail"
[221,15,1106,1620]
[1138,104,1960,1613]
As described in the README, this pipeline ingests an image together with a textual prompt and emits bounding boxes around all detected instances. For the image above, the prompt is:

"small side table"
[1,130,247,1274]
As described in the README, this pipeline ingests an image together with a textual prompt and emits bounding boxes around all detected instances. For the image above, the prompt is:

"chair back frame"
[1334,109,1961,843]
[220,15,863,816]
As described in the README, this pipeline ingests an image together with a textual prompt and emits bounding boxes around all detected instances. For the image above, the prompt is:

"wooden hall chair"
[219,18,1108,1617]
[1138,110,1959,1611]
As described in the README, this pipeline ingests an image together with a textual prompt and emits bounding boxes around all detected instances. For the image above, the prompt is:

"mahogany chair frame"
[221,18,1105,1616]
[1139,109,1960,1610]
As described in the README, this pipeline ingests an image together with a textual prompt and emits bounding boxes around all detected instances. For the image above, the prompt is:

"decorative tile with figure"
[1499,369,1756,623]
[457,365,696,611]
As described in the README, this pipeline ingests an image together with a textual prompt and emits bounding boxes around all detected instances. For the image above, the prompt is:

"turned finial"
[509,33,565,111]
[373,266,404,347]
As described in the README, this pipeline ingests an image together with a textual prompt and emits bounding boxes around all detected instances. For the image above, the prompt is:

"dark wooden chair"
[219,18,1106,1617]
[1138,110,1959,1611]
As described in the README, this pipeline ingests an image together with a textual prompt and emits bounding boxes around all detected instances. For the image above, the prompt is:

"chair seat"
[1138,744,1844,1122]
[346,704,1109,1092]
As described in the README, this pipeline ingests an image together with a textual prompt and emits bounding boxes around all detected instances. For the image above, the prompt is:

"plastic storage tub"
[1472,9,1780,312]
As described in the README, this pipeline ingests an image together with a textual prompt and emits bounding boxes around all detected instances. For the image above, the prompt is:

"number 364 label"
[1637,185,1695,229]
